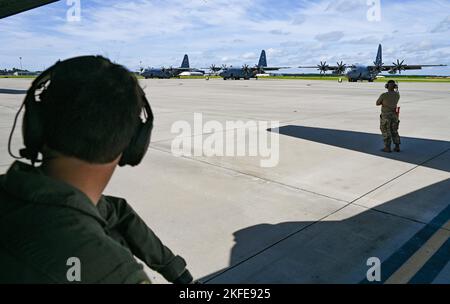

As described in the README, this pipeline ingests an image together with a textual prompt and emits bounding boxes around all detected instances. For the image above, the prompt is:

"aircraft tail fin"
[258,50,267,67]
[181,54,190,68]
[375,44,383,66]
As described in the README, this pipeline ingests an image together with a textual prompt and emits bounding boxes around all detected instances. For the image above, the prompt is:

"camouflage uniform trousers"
[380,112,401,146]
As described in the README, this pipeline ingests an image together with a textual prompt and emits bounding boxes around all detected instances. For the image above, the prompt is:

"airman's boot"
[382,145,392,153]
[394,144,401,152]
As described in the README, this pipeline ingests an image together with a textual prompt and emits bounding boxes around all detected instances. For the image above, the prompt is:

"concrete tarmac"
[1,78,449,283]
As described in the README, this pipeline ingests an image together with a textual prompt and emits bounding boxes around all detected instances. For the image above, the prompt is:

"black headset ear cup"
[119,94,153,167]
[21,91,45,162]
[17,64,55,164]
[119,121,152,167]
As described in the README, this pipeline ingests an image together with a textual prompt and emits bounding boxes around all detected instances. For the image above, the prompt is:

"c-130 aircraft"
[299,44,446,82]
[140,55,204,79]
[207,50,289,80]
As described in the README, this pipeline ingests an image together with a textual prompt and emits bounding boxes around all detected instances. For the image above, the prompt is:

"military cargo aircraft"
[208,50,289,80]
[299,44,446,82]
[140,55,204,79]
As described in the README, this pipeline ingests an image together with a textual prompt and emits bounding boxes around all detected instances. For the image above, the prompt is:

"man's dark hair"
[387,80,396,85]
[40,56,143,164]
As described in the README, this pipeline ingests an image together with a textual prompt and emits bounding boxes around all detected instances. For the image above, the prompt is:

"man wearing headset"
[0,56,193,284]
[376,80,401,153]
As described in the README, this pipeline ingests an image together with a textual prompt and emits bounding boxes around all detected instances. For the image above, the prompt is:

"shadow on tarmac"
[199,178,450,284]
[269,125,450,173]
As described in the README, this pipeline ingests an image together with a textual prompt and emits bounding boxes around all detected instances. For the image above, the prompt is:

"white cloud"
[315,31,345,42]
[242,52,257,60]
[431,15,450,33]
[0,0,449,75]
[270,29,290,36]
[325,0,365,13]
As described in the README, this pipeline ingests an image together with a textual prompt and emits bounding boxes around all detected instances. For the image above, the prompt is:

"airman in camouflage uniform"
[377,80,401,153]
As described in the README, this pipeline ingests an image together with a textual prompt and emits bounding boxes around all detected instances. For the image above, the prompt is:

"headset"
[8,56,153,167]
[385,80,398,90]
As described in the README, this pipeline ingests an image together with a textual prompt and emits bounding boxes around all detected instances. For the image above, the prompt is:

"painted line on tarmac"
[410,238,450,284]
[361,204,449,284]
[385,220,449,284]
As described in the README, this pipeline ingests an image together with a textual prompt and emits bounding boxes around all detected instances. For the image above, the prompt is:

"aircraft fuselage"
[346,65,377,82]
[219,68,255,80]
[141,68,181,79]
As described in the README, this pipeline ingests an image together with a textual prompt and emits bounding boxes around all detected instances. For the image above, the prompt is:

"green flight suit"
[0,161,191,284]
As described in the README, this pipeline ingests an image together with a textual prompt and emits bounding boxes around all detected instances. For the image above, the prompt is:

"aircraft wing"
[382,64,447,71]
[166,67,200,73]
[368,64,447,72]
[201,67,222,72]
[298,65,343,71]
[260,66,290,71]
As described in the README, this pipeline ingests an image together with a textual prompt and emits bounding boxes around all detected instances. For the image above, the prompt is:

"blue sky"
[1,0,449,75]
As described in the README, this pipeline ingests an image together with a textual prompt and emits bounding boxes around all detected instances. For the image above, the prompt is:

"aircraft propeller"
[392,59,407,74]
[317,61,330,74]
[160,66,174,76]
[242,64,251,74]
[253,64,264,74]
[209,64,223,72]
[335,61,347,75]
[373,60,384,73]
